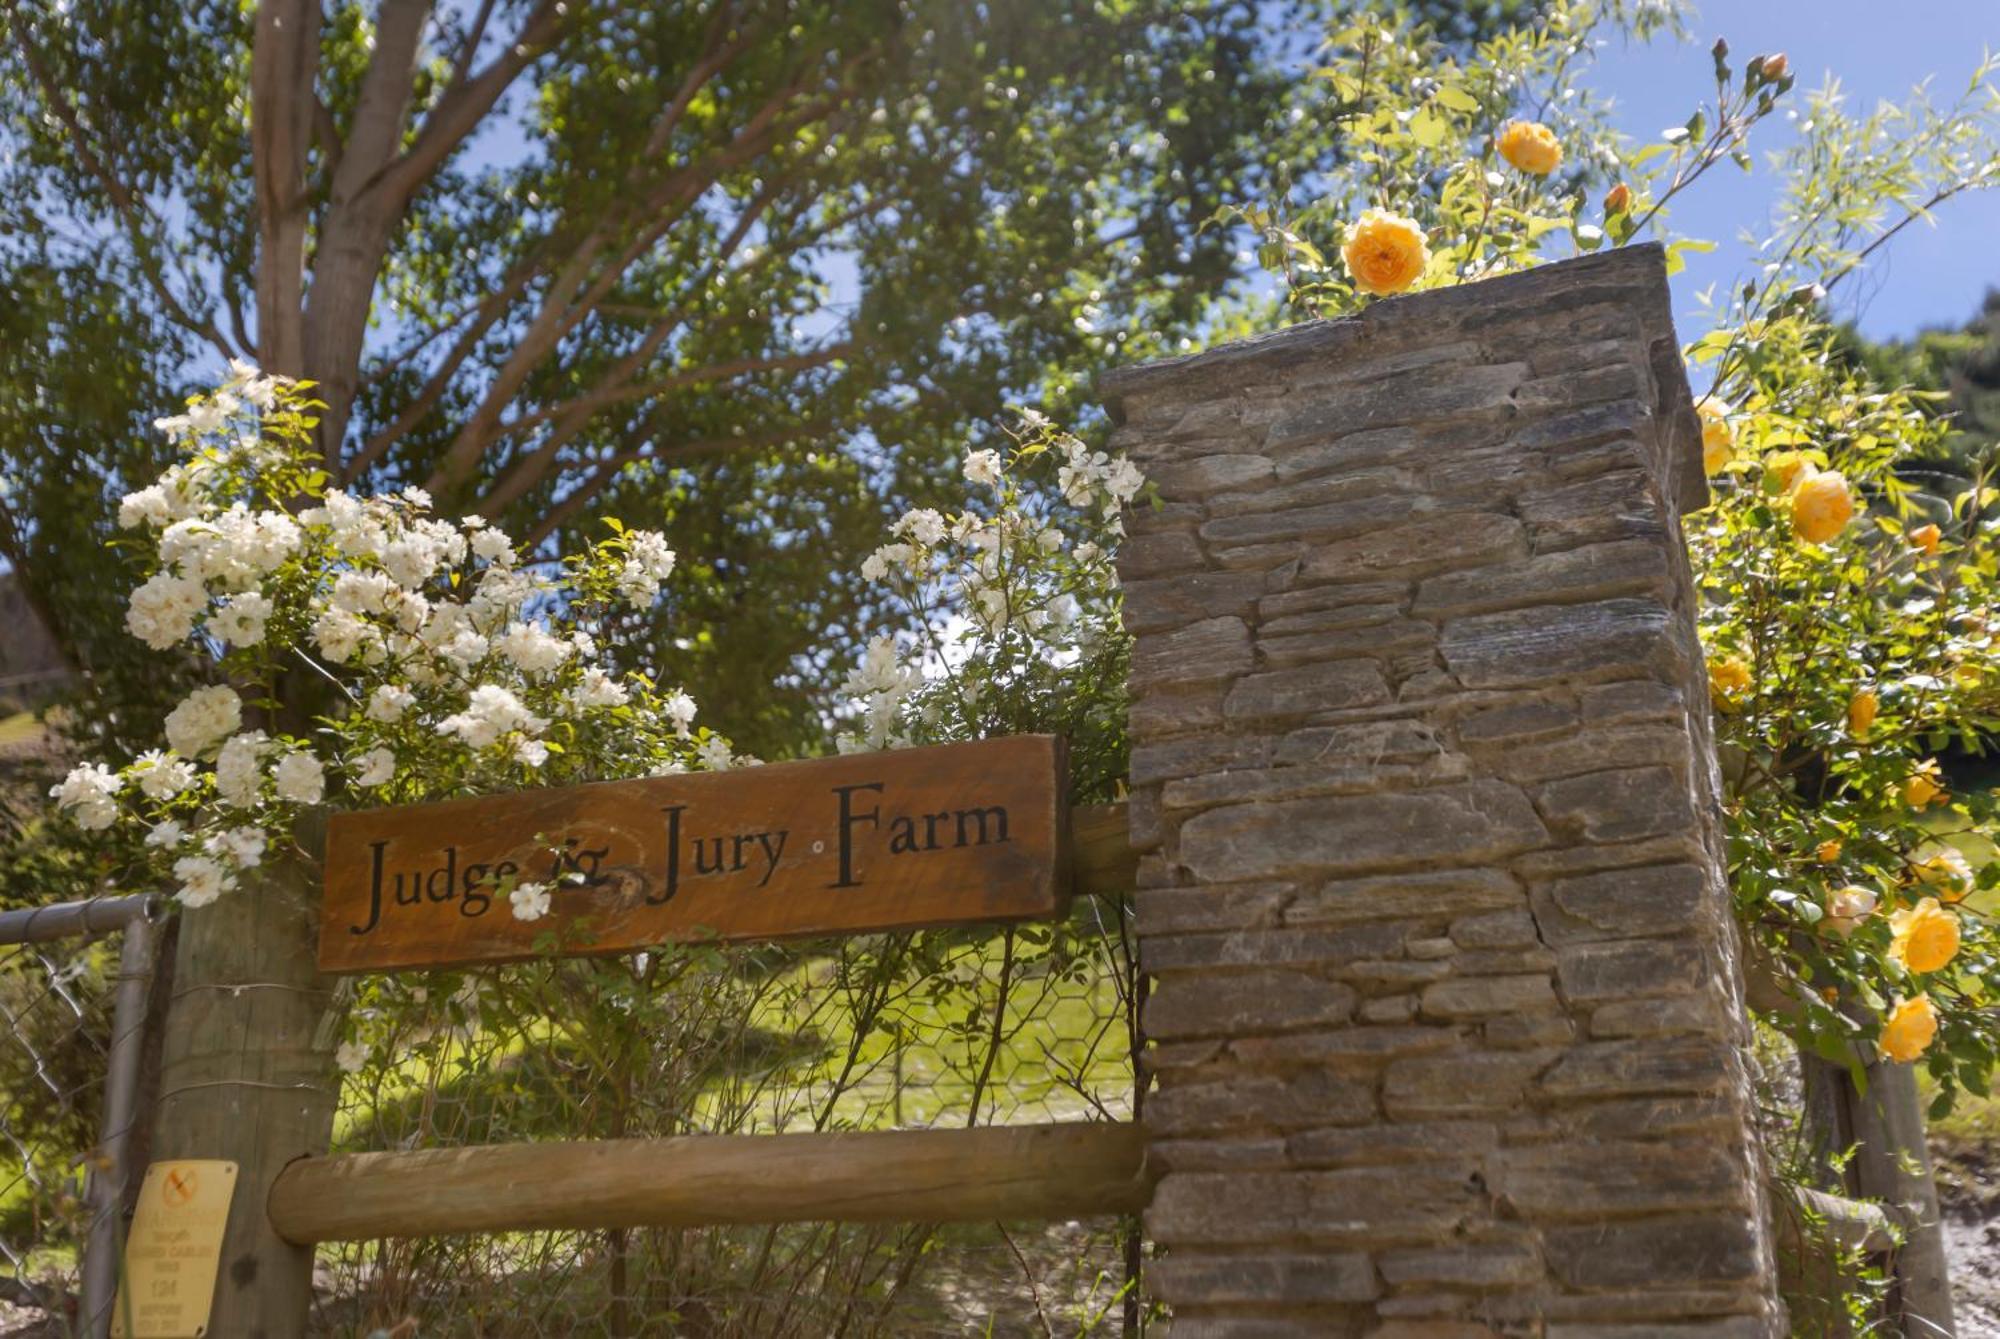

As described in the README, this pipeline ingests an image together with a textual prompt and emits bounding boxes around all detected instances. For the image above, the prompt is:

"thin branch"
[518,422,826,546]
[479,344,850,514]
[344,247,550,480]
[2,0,239,363]
[448,0,500,85]
[371,0,570,207]
[430,57,872,493]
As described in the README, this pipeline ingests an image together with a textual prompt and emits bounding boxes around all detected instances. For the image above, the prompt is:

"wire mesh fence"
[310,891,1146,1337]
[0,937,103,1335]
[0,896,157,1339]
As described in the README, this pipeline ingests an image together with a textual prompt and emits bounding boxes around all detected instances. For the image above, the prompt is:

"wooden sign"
[113,1160,237,1338]
[319,734,1068,973]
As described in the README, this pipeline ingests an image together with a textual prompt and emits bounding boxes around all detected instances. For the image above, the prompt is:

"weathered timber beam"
[1771,1184,1907,1258]
[1069,801,1138,895]
[268,1119,1150,1243]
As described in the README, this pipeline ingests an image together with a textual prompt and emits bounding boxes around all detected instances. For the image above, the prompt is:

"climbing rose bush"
[835,411,1141,757]
[50,370,739,913]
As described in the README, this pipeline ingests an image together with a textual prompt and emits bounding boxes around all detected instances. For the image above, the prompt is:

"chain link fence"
[0,897,158,1339]
[311,891,1146,1337]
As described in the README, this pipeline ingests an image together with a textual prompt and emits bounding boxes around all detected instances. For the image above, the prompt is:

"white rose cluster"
[50,370,739,913]
[836,416,1141,753]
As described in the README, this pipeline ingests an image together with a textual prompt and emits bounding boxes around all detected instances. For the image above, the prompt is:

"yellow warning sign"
[111,1160,236,1338]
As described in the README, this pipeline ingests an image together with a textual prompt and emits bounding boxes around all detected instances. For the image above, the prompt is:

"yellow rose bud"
[1340,209,1430,297]
[1764,452,1812,496]
[1761,53,1790,83]
[1707,654,1752,709]
[1909,523,1941,556]
[1604,183,1632,214]
[1846,689,1878,740]
[1888,896,1959,973]
[1902,759,1947,810]
[1879,995,1938,1063]
[1497,120,1563,176]
[1791,469,1854,544]
[1816,839,1842,863]
[1695,398,1734,475]
[1823,884,1878,938]
[1912,847,1974,903]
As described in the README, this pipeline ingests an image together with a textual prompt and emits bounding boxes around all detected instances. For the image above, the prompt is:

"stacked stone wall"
[1106,245,1782,1337]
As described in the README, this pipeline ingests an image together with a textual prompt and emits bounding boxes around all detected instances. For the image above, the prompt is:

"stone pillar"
[1105,245,1782,1337]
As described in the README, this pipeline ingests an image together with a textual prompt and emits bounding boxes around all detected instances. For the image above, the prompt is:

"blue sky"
[1590,0,2000,343]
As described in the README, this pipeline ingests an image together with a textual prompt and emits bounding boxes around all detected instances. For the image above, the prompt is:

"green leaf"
[1432,85,1479,113]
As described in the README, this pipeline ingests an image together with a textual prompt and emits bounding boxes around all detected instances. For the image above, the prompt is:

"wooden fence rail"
[268,1121,1151,1243]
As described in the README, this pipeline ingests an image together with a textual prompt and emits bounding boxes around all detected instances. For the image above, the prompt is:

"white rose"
[210,592,273,648]
[172,854,234,908]
[495,621,573,677]
[126,571,208,650]
[272,750,326,805]
[164,686,242,757]
[208,825,267,869]
[509,880,552,921]
[132,750,197,800]
[49,763,122,830]
[352,747,396,788]
[214,729,270,809]
[962,449,1003,488]
[470,528,516,564]
[366,684,416,723]
[569,669,630,711]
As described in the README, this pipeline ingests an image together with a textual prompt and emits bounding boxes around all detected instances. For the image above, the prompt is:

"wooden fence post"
[147,813,338,1336]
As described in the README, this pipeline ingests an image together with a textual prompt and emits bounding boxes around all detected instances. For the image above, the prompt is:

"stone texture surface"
[1105,246,1779,1334]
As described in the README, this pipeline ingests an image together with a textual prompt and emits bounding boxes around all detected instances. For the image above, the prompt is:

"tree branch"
[430,52,876,496]
[343,247,549,481]
[1,0,239,364]
[519,422,828,547]
[479,343,851,514]
[448,0,500,85]
[371,0,569,207]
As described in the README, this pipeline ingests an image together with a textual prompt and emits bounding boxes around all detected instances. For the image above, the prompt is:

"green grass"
[0,712,44,747]
[333,935,1134,1154]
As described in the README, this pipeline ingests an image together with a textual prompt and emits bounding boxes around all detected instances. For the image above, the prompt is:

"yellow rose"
[1497,120,1562,175]
[1912,847,1974,903]
[1909,523,1941,556]
[1888,896,1959,973]
[1846,689,1878,740]
[1707,654,1752,709]
[1823,884,1878,938]
[1603,182,1631,214]
[1880,995,1939,1063]
[1695,398,1734,475]
[1791,469,1854,544]
[1816,839,1843,863]
[1902,759,1947,810]
[1765,452,1813,495]
[1341,209,1430,297]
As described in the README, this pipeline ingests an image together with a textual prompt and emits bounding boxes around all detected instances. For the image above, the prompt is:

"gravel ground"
[1938,1140,2000,1337]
